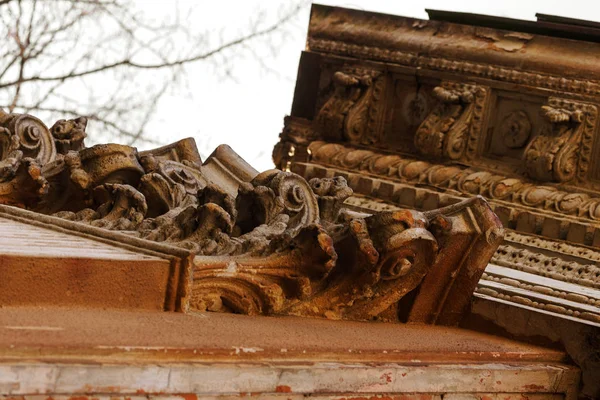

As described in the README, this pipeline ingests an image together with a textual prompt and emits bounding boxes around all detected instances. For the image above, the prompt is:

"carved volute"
[524,99,597,183]
[314,69,384,146]
[414,82,488,161]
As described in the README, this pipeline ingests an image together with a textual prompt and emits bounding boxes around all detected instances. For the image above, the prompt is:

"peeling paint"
[3,325,64,331]
[474,28,533,52]
[232,346,264,355]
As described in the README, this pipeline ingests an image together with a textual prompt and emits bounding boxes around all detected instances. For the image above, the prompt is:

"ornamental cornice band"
[307,40,600,98]
[308,141,600,224]
[0,109,504,325]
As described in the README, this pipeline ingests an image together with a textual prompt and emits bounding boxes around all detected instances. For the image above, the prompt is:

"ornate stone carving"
[308,141,600,223]
[0,109,55,208]
[0,109,56,165]
[503,230,600,263]
[523,98,597,183]
[314,68,384,145]
[0,109,504,325]
[308,38,416,66]
[51,117,88,154]
[492,243,600,289]
[290,7,600,395]
[414,82,488,160]
[333,195,600,326]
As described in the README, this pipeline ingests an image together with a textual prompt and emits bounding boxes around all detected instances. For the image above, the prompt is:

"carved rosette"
[414,82,489,161]
[524,98,597,183]
[499,110,532,149]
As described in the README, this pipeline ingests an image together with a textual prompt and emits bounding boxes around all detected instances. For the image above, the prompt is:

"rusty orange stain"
[524,383,546,390]
[380,372,392,383]
[392,210,415,227]
[275,385,292,393]
[179,394,198,400]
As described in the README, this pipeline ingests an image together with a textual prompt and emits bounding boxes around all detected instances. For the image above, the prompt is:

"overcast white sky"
[138,0,600,171]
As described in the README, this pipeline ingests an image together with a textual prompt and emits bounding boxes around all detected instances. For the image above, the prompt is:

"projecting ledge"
[0,307,580,399]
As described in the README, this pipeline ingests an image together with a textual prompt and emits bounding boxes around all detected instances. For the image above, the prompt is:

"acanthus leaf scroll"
[0,109,504,326]
[523,98,597,183]
[414,82,489,161]
[314,68,385,146]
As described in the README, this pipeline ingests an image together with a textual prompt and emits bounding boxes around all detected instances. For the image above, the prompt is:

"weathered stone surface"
[273,6,600,396]
[0,307,580,399]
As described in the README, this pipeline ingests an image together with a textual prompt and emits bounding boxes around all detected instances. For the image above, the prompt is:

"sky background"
[136,0,600,171]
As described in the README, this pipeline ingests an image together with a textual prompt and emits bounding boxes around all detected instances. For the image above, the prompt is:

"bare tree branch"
[0,2,305,89]
[0,0,307,146]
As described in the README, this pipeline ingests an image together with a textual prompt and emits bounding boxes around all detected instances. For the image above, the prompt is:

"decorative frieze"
[477,264,600,325]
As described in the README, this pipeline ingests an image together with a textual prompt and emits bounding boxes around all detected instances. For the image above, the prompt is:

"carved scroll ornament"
[0,109,504,325]
[314,68,384,145]
[524,98,597,183]
[414,82,488,160]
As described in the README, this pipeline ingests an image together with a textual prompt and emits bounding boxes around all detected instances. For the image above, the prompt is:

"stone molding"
[0,307,579,399]
[305,141,600,237]
[309,37,600,98]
